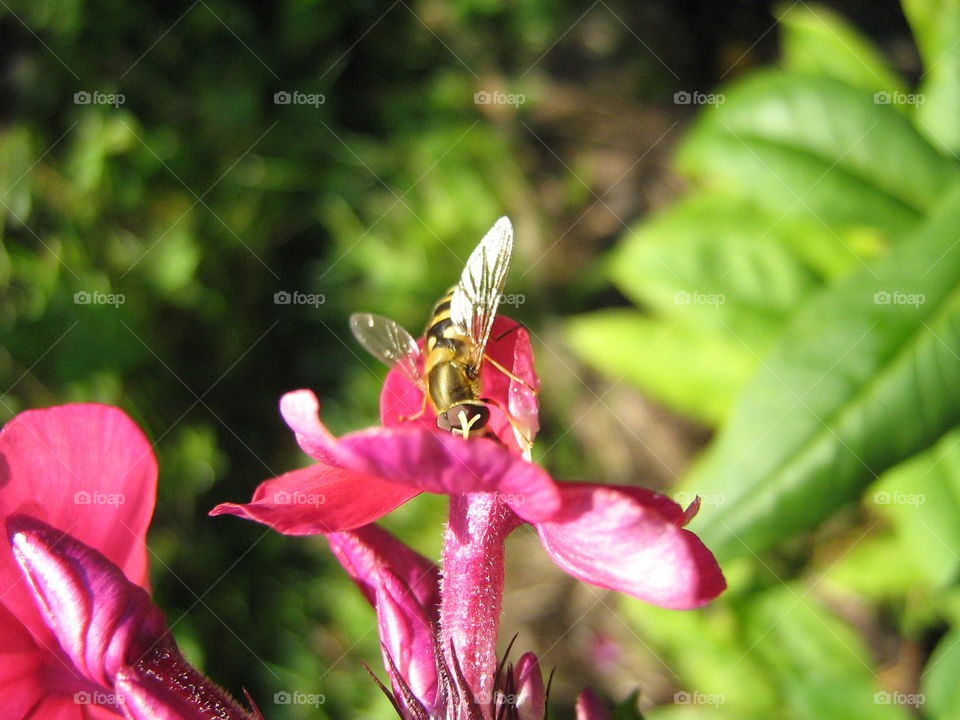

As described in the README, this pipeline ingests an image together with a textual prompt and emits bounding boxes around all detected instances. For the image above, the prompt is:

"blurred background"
[3,0,960,718]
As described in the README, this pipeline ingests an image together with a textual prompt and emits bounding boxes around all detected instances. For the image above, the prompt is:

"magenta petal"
[279,390,344,464]
[376,570,439,709]
[513,652,545,720]
[337,428,559,521]
[478,317,540,450]
[576,688,610,720]
[536,484,726,609]
[273,389,560,520]
[0,604,50,720]
[210,463,419,534]
[7,516,167,689]
[380,360,436,435]
[326,524,439,619]
[0,404,157,636]
[327,526,440,708]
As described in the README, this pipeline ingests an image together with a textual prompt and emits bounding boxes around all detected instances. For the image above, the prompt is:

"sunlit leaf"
[685,181,960,560]
[676,71,959,237]
[779,3,906,95]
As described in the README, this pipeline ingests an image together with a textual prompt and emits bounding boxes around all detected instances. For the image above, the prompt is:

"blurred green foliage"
[569,2,960,719]
[3,0,956,719]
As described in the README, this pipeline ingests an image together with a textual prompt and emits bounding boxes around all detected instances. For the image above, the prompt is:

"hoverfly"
[350,217,531,450]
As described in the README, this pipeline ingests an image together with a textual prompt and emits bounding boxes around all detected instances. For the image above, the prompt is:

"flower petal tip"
[576,688,610,720]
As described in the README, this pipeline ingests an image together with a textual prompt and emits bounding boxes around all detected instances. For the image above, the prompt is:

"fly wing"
[450,216,514,367]
[349,313,423,388]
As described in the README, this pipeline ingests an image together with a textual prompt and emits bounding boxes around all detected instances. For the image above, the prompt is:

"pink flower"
[0,404,260,719]
[213,318,725,610]
[212,316,725,714]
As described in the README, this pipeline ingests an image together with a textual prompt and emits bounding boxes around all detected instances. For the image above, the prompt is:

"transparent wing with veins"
[450,216,514,369]
[349,313,424,389]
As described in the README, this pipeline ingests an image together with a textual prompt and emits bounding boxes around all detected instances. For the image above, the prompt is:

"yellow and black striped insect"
[350,217,526,444]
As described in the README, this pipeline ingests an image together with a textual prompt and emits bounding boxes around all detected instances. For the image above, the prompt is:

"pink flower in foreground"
[214,317,724,608]
[0,404,260,720]
[212,316,725,712]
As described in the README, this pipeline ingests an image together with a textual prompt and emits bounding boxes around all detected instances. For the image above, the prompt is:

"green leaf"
[824,532,928,599]
[903,0,960,152]
[676,71,959,237]
[608,191,846,352]
[922,626,960,718]
[779,3,906,95]
[565,309,756,425]
[869,425,960,587]
[624,584,779,714]
[746,587,914,720]
[613,691,646,720]
[684,181,960,560]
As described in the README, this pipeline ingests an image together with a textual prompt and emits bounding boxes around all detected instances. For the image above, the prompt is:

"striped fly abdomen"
[424,287,489,433]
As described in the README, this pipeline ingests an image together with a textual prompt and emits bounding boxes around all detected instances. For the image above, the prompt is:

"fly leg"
[479,396,534,458]
[482,353,538,394]
[399,392,428,423]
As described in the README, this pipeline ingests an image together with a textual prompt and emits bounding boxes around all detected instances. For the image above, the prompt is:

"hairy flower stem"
[440,493,521,714]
